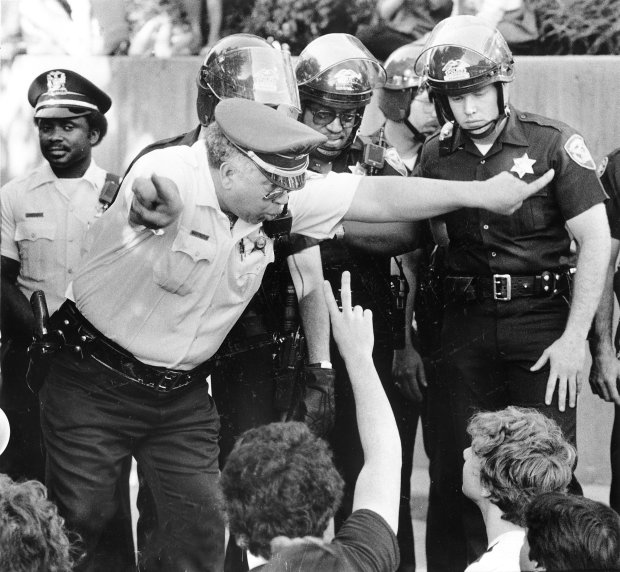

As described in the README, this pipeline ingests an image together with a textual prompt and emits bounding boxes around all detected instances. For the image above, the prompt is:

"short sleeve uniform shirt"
[417,107,607,275]
[72,140,360,369]
[600,148,620,240]
[1,160,107,313]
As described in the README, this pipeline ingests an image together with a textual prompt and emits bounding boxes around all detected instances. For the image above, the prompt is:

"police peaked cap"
[28,69,111,119]
[215,98,327,191]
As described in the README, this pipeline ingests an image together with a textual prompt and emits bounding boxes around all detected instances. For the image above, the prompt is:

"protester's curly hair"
[0,474,76,572]
[220,421,344,560]
[467,406,576,526]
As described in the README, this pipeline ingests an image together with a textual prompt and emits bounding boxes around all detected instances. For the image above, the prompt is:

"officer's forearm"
[564,222,611,342]
[343,221,420,255]
[287,248,330,362]
[1,277,35,336]
[590,239,620,354]
[345,170,553,221]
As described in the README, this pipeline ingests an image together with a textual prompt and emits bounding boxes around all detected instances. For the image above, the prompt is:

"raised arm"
[345,169,555,222]
[324,271,401,532]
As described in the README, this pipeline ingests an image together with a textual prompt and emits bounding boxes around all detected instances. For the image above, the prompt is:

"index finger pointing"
[340,271,352,313]
[524,168,554,197]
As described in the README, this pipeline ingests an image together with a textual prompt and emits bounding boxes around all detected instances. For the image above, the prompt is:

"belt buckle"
[157,371,180,392]
[493,274,511,301]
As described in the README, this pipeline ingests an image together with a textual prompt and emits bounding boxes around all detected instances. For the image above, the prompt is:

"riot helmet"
[296,33,386,109]
[196,34,301,126]
[295,33,386,160]
[377,42,426,123]
[415,16,514,127]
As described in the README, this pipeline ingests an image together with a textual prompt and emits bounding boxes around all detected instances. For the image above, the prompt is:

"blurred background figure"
[0,0,130,58]
[356,0,453,61]
[451,0,540,54]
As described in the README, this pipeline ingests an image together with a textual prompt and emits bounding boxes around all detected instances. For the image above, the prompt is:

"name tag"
[190,230,210,241]
[25,212,44,218]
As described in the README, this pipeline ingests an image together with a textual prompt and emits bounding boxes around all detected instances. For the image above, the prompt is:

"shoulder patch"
[439,121,454,141]
[597,156,609,178]
[564,134,596,170]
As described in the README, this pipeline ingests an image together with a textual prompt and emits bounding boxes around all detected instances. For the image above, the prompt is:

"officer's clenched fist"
[130,173,183,229]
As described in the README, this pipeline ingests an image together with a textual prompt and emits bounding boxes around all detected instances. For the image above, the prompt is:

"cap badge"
[442,60,470,81]
[564,134,596,170]
[46,70,68,94]
[254,68,278,93]
[330,69,362,92]
[510,152,536,178]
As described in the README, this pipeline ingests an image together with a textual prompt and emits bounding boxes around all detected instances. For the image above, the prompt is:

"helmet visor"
[202,47,301,114]
[414,15,513,83]
[295,34,386,89]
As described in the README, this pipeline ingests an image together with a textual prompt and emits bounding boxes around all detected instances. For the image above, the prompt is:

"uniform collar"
[448,106,529,154]
[28,159,106,191]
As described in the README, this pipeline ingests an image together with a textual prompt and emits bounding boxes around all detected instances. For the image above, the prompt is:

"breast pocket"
[14,220,57,282]
[236,240,275,298]
[515,188,553,234]
[153,229,217,296]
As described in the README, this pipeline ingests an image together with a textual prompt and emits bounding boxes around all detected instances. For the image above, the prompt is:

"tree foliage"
[532,0,620,54]
[243,0,375,55]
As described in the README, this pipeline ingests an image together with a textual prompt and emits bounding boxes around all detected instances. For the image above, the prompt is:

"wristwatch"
[307,361,333,369]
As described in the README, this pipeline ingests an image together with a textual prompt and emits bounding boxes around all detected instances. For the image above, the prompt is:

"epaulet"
[514,111,565,134]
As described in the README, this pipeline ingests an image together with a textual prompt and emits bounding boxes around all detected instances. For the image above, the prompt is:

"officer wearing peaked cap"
[1,68,136,571]
[214,97,326,192]
[36,92,555,570]
[28,68,112,118]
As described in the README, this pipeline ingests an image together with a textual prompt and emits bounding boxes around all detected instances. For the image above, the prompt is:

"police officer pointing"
[39,93,552,571]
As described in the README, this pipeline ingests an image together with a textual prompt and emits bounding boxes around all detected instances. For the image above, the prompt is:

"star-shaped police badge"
[510,152,536,178]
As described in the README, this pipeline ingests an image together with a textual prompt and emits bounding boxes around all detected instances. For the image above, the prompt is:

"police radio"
[263,205,292,239]
[358,129,387,176]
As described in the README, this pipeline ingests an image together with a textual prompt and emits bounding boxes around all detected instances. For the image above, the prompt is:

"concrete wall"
[2,54,619,485]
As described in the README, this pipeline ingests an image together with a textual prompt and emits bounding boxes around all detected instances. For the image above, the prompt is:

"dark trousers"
[440,296,578,563]
[423,355,468,572]
[0,337,46,482]
[331,342,420,571]
[356,22,418,61]
[40,350,224,572]
[212,345,279,572]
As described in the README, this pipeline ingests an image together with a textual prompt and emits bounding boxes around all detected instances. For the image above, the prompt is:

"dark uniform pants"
[331,342,420,571]
[440,295,578,562]
[40,350,224,572]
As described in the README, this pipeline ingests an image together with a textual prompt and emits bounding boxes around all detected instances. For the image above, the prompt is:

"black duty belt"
[444,270,573,302]
[51,301,213,393]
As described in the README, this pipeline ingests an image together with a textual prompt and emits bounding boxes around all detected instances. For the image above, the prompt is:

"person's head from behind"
[0,474,75,572]
[463,406,576,525]
[417,15,514,139]
[220,421,344,560]
[520,492,620,571]
[295,33,386,160]
[377,42,439,139]
[196,33,301,126]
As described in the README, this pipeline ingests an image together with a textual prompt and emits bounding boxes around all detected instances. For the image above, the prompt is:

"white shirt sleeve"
[1,183,20,261]
[289,171,362,239]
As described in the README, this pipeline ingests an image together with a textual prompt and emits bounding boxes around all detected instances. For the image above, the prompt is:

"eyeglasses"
[262,188,288,201]
[307,106,360,127]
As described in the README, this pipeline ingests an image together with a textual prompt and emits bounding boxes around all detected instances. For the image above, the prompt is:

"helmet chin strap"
[465,104,510,141]
[404,118,427,144]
